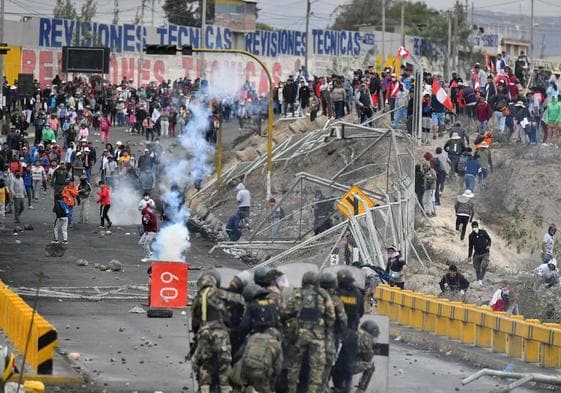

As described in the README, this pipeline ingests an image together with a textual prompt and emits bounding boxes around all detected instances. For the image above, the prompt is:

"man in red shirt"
[96,180,112,228]
[140,205,158,262]
[474,95,492,135]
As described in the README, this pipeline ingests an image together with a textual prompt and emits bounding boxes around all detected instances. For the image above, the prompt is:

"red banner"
[149,262,189,308]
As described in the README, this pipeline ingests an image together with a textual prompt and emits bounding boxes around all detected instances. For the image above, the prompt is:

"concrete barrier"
[375,284,561,368]
[0,281,57,374]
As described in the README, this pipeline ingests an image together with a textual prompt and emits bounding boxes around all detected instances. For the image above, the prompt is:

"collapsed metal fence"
[197,117,428,271]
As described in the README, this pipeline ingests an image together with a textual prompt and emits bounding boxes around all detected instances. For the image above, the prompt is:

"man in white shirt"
[543,224,556,263]
[235,182,251,222]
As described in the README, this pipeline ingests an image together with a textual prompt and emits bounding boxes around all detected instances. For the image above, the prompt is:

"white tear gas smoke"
[109,175,142,226]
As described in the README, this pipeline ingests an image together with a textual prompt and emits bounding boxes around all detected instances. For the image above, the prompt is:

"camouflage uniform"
[285,280,335,393]
[238,331,283,393]
[321,288,348,392]
[353,328,377,373]
[191,274,244,393]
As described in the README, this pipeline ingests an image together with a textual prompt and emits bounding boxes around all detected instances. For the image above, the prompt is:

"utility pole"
[540,33,546,59]
[137,0,146,87]
[529,0,534,59]
[452,11,458,75]
[201,0,207,78]
[0,0,4,119]
[305,0,311,70]
[447,11,452,81]
[382,0,386,66]
[151,0,155,26]
[400,0,405,47]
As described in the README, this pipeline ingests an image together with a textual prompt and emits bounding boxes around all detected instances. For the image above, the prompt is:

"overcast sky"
[5,0,561,29]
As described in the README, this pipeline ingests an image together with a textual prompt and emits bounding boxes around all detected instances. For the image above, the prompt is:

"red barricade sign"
[150,262,189,308]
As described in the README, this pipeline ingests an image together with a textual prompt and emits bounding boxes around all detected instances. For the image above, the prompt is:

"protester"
[0,178,9,228]
[97,180,112,228]
[421,162,437,217]
[534,258,559,289]
[489,283,518,315]
[268,197,284,240]
[439,264,470,301]
[386,246,406,289]
[225,211,243,241]
[52,194,69,244]
[455,189,474,240]
[235,182,251,222]
[61,177,78,227]
[140,205,159,262]
[542,224,556,263]
[77,176,93,224]
[468,221,492,286]
[10,170,26,223]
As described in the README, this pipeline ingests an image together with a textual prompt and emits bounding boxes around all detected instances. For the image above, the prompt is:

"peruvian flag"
[396,46,410,59]
[432,79,454,111]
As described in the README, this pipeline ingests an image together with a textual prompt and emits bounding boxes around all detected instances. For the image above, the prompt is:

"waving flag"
[432,79,453,111]
[396,46,410,59]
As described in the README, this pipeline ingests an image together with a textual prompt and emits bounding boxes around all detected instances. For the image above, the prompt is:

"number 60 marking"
[160,271,180,302]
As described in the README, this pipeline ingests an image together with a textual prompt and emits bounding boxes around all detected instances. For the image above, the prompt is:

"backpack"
[278,206,285,219]
[457,154,470,175]
[57,199,70,216]
[432,157,447,176]
[448,139,462,155]
[242,334,273,372]
[424,170,436,185]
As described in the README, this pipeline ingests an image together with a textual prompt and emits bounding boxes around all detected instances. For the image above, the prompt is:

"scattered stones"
[128,306,145,314]
[23,224,33,230]
[118,327,126,332]
[108,259,122,271]
[76,259,89,267]
[68,352,80,361]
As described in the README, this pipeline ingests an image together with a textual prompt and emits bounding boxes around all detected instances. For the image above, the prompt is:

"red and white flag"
[396,46,410,59]
[432,79,454,111]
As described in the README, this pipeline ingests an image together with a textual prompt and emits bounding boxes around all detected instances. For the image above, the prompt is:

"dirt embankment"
[412,142,561,321]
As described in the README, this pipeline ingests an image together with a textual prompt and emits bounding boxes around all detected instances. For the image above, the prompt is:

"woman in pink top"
[78,123,89,140]
[48,114,59,135]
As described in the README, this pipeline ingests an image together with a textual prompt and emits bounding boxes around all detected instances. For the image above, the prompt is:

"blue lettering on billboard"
[37,17,363,57]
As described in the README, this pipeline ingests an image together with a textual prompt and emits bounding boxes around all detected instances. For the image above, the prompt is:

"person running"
[468,221,492,286]
[455,189,474,240]
[97,180,112,228]
[140,205,159,262]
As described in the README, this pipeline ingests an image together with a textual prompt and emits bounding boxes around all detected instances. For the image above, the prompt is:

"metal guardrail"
[0,281,57,374]
[375,284,561,368]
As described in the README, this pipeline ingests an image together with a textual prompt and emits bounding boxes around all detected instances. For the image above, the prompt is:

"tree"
[80,0,97,22]
[53,0,77,19]
[331,0,474,71]
[162,0,215,27]
[112,0,120,25]
[256,22,274,31]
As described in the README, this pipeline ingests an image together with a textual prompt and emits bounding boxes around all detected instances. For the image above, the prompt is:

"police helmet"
[254,266,271,287]
[302,271,319,286]
[207,269,222,287]
[337,269,355,285]
[242,283,264,302]
[319,271,337,289]
[197,273,217,290]
[229,275,247,294]
[360,320,380,337]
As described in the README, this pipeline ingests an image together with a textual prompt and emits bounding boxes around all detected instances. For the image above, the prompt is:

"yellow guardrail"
[0,281,58,374]
[375,284,561,368]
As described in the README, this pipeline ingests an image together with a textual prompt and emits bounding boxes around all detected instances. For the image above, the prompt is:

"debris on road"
[108,259,122,271]
[76,259,89,266]
[128,306,145,314]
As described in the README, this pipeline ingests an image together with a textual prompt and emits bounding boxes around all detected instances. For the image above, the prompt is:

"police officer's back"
[336,269,364,331]
[191,273,244,393]
[240,283,282,337]
[284,271,335,393]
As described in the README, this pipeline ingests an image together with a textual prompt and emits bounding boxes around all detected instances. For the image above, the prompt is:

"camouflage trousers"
[194,326,232,387]
[243,367,273,393]
[287,330,326,393]
[321,336,337,393]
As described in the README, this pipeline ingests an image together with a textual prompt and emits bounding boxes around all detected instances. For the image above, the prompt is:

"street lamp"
[144,45,275,200]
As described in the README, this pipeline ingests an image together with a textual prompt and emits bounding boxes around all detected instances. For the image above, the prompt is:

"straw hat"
[462,190,474,198]
[515,100,525,107]
[451,132,461,140]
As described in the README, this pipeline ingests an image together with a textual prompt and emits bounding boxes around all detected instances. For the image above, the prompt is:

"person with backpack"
[421,162,437,217]
[444,132,464,175]
[423,151,445,206]
[464,154,481,193]
[232,329,283,393]
[455,189,475,240]
[491,87,509,134]
[53,194,69,244]
[456,146,473,181]
[434,147,452,200]
[448,121,470,147]
[475,142,492,191]
[77,176,93,224]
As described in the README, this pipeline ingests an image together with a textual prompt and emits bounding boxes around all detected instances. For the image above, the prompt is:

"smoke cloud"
[110,175,142,226]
